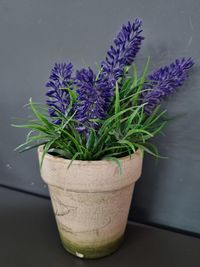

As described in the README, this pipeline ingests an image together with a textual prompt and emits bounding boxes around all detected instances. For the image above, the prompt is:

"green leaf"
[114,82,121,130]
[48,148,72,158]
[17,141,48,153]
[67,124,84,148]
[115,82,120,115]
[150,121,167,136]
[27,134,51,142]
[125,103,146,130]
[12,123,50,134]
[99,106,135,135]
[40,139,57,168]
[61,128,85,154]
[25,130,35,142]
[132,63,137,89]
[120,78,132,94]
[67,152,82,169]
[86,129,96,151]
[133,57,150,105]
[14,139,37,152]
[125,129,153,139]
[102,156,122,176]
[133,143,167,159]
[118,139,136,154]
[29,98,53,129]
[61,87,77,115]
[143,108,167,129]
[59,112,76,133]
[93,145,127,159]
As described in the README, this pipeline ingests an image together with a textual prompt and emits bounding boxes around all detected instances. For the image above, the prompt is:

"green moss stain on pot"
[59,230,124,259]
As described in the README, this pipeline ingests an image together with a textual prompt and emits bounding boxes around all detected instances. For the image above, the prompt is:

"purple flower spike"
[75,68,113,132]
[99,18,144,87]
[75,19,144,132]
[46,63,73,123]
[141,58,194,115]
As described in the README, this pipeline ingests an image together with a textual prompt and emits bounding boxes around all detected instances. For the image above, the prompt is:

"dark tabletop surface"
[0,186,200,267]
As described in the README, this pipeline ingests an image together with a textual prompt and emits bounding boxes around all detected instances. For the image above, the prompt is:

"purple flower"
[46,63,73,124]
[74,68,113,132]
[141,58,194,115]
[75,19,144,132]
[99,18,144,86]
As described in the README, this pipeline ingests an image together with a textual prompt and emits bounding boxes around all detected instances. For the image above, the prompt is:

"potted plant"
[13,18,194,259]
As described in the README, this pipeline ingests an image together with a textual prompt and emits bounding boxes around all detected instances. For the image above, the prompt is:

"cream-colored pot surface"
[38,146,143,259]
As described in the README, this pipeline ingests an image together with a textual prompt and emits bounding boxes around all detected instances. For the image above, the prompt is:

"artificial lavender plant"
[13,18,194,165]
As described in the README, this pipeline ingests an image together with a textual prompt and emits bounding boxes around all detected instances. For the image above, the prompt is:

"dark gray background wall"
[0,0,199,234]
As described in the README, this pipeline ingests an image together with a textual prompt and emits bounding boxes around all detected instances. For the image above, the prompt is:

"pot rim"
[38,145,142,166]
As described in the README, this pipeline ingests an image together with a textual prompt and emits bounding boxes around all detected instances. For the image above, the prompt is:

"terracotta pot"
[38,146,143,259]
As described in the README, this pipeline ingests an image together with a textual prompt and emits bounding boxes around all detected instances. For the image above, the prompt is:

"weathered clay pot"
[38,146,143,259]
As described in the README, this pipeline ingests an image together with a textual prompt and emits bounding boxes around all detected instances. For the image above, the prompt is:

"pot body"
[38,146,143,259]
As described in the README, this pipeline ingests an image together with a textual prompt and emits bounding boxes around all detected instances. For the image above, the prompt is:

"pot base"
[59,231,124,259]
